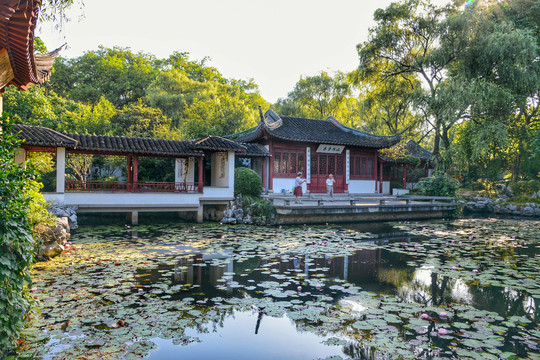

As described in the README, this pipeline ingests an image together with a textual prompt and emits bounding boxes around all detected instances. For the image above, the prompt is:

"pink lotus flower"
[297,286,302,291]
[468,236,473,240]
[421,313,429,320]
[414,244,418,248]
[472,269,479,274]
[438,328,450,335]
[279,226,282,229]
[439,312,447,318]
[185,230,190,233]
[524,242,528,246]
[316,285,322,290]
[445,242,449,246]
[452,266,457,271]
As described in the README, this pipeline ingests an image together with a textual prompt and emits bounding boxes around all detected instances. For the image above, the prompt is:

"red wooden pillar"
[133,155,138,192]
[374,153,378,193]
[379,161,383,193]
[198,156,204,193]
[403,165,407,190]
[261,157,266,194]
[127,155,132,192]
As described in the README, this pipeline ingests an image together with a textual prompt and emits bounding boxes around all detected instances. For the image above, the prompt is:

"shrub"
[510,180,540,196]
[0,121,40,355]
[418,172,460,197]
[234,167,262,197]
[243,195,277,219]
[390,182,403,190]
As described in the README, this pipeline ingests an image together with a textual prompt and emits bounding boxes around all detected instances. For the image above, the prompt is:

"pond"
[15,218,539,359]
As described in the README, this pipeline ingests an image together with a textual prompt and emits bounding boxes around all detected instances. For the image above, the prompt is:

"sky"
[36,0,435,103]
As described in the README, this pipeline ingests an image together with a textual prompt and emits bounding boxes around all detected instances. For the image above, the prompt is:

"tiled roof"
[231,110,401,149]
[380,140,434,163]
[240,143,271,157]
[0,0,61,91]
[14,124,268,158]
[193,136,247,152]
[66,133,204,157]
[13,123,78,147]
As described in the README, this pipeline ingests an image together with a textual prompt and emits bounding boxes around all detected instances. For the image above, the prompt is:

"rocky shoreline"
[464,195,540,217]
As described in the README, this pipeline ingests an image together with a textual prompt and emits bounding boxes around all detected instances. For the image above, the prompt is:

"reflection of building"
[231,110,401,194]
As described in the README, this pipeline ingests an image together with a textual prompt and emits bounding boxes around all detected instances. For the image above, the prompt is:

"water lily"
[452,266,457,271]
[185,230,190,233]
[468,236,473,240]
[279,225,282,229]
[297,286,302,291]
[438,328,450,335]
[439,312,447,318]
[421,313,429,320]
[472,269,479,274]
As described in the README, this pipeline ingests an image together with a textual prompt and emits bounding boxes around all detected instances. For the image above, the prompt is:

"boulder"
[243,215,253,225]
[523,206,534,216]
[40,241,64,258]
[233,208,244,221]
[221,217,236,224]
[224,209,234,218]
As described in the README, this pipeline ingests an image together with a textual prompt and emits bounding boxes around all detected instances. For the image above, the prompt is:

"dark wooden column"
[268,142,273,191]
[198,156,204,193]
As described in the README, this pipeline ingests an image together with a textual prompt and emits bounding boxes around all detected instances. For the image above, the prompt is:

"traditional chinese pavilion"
[232,109,401,194]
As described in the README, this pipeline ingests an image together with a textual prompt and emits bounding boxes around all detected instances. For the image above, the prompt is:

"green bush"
[418,172,460,197]
[1,121,40,355]
[234,167,262,197]
[243,195,277,219]
[390,181,403,190]
[510,180,540,196]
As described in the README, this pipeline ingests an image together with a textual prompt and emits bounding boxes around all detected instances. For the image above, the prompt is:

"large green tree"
[48,47,159,107]
[276,71,351,119]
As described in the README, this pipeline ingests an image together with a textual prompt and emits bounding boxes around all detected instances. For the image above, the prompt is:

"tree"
[66,154,93,182]
[277,71,351,119]
[146,69,267,138]
[110,100,177,139]
[357,0,464,155]
[48,47,159,107]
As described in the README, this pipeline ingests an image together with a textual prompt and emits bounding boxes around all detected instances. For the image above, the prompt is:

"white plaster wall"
[43,193,66,205]
[14,148,26,166]
[383,181,391,194]
[210,152,231,187]
[348,180,377,194]
[228,151,235,190]
[175,158,186,183]
[62,192,201,206]
[203,186,234,198]
[273,178,307,194]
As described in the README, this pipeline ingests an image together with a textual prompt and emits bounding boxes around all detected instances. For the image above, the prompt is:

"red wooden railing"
[65,180,201,193]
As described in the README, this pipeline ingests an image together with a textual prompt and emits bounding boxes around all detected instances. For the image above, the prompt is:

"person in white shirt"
[294,172,307,204]
[326,174,335,200]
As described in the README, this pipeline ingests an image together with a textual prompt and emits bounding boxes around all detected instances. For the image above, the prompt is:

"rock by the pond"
[36,217,72,260]
[48,205,78,230]
[221,217,237,224]
[523,206,534,216]
[40,241,65,258]
[233,208,244,221]
[243,215,253,225]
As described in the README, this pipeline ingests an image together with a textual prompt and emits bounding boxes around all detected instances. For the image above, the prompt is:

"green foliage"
[390,182,403,190]
[509,180,540,196]
[277,71,351,119]
[0,121,40,355]
[418,172,460,197]
[26,181,56,231]
[49,47,159,107]
[243,195,277,219]
[234,167,262,197]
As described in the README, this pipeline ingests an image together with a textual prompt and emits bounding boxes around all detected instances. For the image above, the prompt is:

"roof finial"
[258,106,264,123]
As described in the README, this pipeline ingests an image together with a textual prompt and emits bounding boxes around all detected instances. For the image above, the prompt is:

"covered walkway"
[12,124,262,223]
